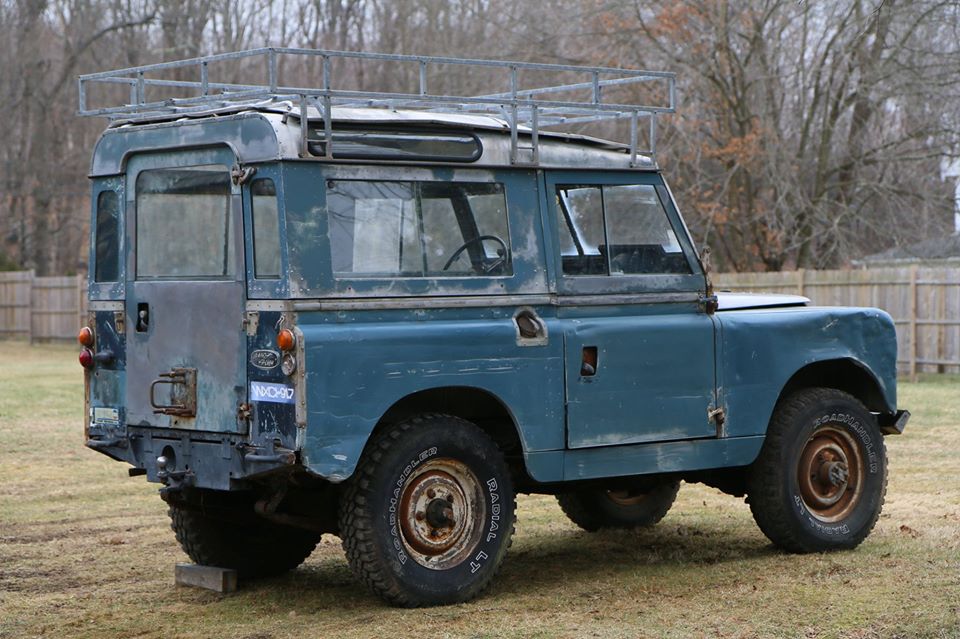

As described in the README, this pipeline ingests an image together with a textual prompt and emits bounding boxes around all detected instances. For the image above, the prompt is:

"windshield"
[135,166,233,279]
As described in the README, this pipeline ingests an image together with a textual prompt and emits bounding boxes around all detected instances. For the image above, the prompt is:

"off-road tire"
[338,414,516,607]
[557,480,680,531]
[169,500,321,578]
[747,387,887,553]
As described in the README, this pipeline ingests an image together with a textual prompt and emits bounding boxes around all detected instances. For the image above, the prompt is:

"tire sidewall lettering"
[812,412,879,474]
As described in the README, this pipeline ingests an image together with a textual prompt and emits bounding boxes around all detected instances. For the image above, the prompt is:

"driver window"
[555,183,691,276]
[328,180,512,277]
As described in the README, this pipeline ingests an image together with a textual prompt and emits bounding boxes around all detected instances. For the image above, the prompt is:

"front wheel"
[747,388,888,553]
[338,414,516,607]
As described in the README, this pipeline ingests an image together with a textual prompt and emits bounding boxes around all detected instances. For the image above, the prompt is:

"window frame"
[545,170,705,296]
[242,163,288,299]
[133,164,235,281]
[88,178,126,300]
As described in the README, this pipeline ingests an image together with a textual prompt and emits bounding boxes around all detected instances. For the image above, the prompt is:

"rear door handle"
[136,302,149,332]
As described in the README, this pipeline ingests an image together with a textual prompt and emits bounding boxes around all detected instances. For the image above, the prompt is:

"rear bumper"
[879,409,910,435]
[85,425,300,491]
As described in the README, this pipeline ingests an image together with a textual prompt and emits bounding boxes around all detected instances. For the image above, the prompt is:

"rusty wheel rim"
[797,425,863,522]
[606,489,650,506]
[398,458,485,570]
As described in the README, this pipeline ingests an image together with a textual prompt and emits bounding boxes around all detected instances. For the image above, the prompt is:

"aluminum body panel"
[715,306,899,439]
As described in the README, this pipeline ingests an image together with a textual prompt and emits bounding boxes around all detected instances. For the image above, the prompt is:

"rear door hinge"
[231,164,257,185]
[243,311,259,336]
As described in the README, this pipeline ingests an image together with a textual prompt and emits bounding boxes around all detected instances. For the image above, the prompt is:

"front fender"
[716,306,898,440]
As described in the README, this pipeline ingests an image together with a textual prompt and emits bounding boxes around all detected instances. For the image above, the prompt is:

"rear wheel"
[168,491,321,578]
[557,480,680,531]
[747,387,887,553]
[339,414,516,607]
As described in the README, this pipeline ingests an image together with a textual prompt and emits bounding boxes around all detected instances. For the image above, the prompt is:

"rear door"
[124,148,248,433]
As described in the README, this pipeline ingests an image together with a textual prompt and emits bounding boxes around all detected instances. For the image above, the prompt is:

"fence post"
[797,268,806,297]
[909,265,918,381]
[26,270,35,345]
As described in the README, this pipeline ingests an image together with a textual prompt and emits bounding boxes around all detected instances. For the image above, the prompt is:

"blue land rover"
[78,49,908,606]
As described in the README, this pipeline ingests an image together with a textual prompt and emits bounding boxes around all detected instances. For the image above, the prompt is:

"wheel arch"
[372,385,530,482]
[776,358,891,414]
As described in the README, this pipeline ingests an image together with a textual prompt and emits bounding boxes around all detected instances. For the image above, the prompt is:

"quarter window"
[251,178,280,279]
[556,184,689,276]
[94,191,120,282]
[328,180,511,277]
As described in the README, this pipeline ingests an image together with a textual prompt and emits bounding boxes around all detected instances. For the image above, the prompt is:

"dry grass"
[0,341,958,639]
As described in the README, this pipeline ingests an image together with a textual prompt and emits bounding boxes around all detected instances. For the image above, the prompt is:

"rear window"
[327,180,511,278]
[135,166,233,279]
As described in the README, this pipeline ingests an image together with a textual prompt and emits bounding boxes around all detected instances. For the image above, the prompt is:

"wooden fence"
[0,271,87,342]
[716,267,960,376]
[0,267,958,375]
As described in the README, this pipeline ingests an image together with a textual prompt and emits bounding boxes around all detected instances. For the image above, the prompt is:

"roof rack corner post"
[268,49,278,93]
[649,114,657,159]
[77,76,86,115]
[509,66,519,165]
[298,94,309,158]
[629,110,639,167]
[322,55,333,159]
[136,71,145,106]
[418,59,428,97]
[200,60,209,96]
[531,104,540,166]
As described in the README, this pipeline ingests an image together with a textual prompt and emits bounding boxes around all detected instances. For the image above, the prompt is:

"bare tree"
[0,0,957,274]
[591,0,960,270]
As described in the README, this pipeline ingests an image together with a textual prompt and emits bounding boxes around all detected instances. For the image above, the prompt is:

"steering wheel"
[441,235,509,273]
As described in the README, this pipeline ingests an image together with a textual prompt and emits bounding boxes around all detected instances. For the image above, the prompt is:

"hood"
[716,292,810,311]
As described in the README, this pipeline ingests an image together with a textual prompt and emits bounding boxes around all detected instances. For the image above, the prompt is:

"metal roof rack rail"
[78,47,676,166]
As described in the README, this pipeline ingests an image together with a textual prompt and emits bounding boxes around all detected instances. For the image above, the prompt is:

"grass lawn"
[0,341,957,639]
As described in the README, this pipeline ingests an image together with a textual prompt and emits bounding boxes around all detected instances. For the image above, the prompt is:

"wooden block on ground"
[175,563,238,593]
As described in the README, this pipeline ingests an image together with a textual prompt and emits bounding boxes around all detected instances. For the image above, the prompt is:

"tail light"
[79,348,95,368]
[78,326,95,347]
[277,328,296,352]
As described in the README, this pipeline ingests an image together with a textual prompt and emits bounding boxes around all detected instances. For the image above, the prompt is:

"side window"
[327,180,511,277]
[251,179,280,279]
[556,183,690,276]
[556,186,607,275]
[94,191,120,282]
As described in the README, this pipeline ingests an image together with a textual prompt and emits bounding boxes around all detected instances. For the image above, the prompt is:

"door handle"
[580,346,598,377]
[136,302,149,332]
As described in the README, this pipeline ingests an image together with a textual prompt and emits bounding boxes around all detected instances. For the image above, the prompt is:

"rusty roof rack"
[78,47,676,166]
